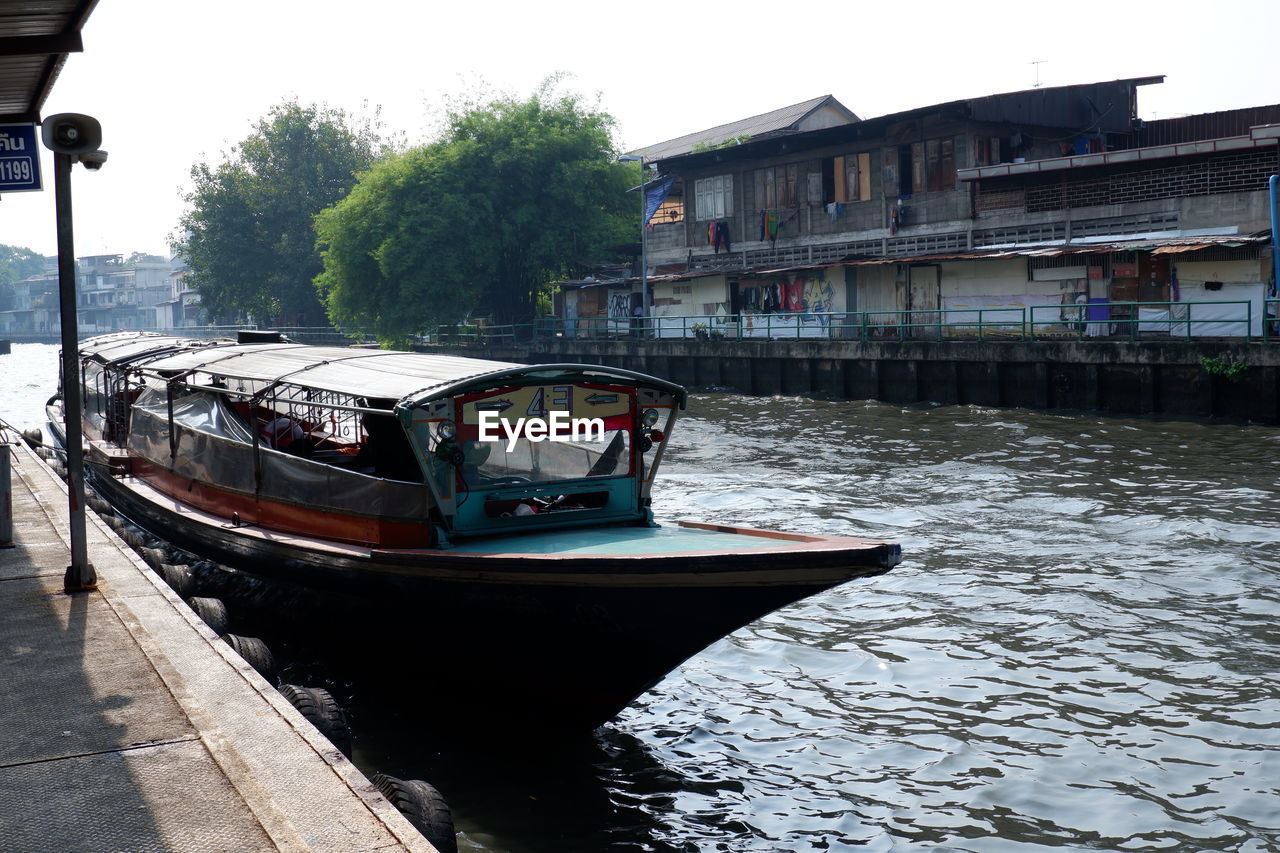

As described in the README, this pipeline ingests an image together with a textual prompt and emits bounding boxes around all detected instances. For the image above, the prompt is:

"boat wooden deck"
[0,440,438,852]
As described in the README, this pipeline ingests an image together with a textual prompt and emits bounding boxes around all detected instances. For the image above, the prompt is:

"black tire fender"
[278,684,353,757]
[186,596,229,634]
[222,633,276,684]
[371,773,456,853]
[158,563,195,597]
[140,547,170,571]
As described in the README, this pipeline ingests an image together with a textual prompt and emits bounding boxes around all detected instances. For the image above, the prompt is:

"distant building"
[0,252,194,334]
[0,266,58,334]
[156,247,205,329]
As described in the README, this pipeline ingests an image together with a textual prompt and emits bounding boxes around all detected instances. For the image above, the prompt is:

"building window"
[824,152,872,202]
[651,195,685,225]
[695,175,733,221]
[755,163,798,209]
[973,135,1003,167]
[900,137,956,193]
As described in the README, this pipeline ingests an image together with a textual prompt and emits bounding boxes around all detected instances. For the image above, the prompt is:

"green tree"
[0,243,46,311]
[315,82,635,344]
[178,101,387,326]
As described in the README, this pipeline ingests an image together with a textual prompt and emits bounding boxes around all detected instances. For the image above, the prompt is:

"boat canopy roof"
[80,332,228,365]
[92,335,686,409]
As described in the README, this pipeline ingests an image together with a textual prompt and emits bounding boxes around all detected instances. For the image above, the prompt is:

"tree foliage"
[0,243,46,311]
[315,82,635,344]
[178,101,386,325]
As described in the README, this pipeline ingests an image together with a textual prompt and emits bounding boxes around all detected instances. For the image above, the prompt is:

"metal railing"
[1028,300,1256,342]
[147,326,377,346]
[7,302,1275,348]
[0,324,377,345]
[418,299,1279,345]
[1265,299,1280,343]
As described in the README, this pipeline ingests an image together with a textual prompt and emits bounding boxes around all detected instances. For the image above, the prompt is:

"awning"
[843,233,1268,266]
[552,234,1267,288]
[0,0,97,122]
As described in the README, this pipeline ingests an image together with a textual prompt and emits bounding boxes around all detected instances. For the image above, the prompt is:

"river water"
[3,342,1278,852]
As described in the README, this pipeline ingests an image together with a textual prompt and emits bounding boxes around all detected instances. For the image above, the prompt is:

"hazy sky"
[1,0,1276,259]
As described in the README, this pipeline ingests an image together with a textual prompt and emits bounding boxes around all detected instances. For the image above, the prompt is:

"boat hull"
[49,399,899,728]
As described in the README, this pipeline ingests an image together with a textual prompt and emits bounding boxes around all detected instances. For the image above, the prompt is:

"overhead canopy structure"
[87,333,689,409]
[0,0,97,122]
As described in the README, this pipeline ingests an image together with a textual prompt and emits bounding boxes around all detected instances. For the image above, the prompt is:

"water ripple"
[614,395,1280,852]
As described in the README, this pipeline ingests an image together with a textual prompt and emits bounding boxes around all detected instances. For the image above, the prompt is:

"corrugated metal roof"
[632,95,856,162]
[653,77,1167,171]
[959,130,1276,182]
[555,234,1267,287]
[0,0,97,121]
[841,234,1266,266]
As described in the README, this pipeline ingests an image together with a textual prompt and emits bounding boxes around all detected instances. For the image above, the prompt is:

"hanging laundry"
[785,279,804,313]
[713,220,731,254]
[765,211,781,243]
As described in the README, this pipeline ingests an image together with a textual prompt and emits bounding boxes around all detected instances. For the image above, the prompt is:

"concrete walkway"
[0,440,437,852]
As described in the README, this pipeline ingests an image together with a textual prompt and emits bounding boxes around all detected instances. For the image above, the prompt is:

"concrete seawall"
[443,339,1280,424]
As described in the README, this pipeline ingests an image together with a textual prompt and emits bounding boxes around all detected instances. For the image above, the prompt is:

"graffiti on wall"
[608,292,631,319]
[805,274,836,320]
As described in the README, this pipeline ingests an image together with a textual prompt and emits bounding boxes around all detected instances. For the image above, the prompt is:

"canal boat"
[49,331,901,727]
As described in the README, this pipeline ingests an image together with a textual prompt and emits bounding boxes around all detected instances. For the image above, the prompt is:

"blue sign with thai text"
[0,124,42,193]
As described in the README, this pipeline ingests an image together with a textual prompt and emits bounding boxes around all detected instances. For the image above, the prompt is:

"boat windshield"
[459,428,631,487]
[452,382,635,489]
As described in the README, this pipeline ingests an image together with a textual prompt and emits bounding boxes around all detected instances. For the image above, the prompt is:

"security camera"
[78,150,108,171]
[41,113,103,154]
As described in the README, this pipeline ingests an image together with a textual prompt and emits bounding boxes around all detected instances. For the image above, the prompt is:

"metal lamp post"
[618,154,650,333]
[41,113,108,593]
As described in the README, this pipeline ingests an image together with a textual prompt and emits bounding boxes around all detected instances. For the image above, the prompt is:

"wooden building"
[557,77,1279,339]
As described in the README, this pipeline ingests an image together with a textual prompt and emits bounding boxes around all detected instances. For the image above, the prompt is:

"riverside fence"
[0,326,375,346]
[3,300,1276,347]
[423,299,1280,346]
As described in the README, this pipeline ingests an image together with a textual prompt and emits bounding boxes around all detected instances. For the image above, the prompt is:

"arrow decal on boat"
[474,399,513,413]
[585,394,619,405]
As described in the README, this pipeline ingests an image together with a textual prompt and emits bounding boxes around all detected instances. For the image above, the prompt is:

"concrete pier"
[0,440,438,852]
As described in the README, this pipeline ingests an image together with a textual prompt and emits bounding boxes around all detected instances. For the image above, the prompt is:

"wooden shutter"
[912,142,926,194]
[925,139,941,192]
